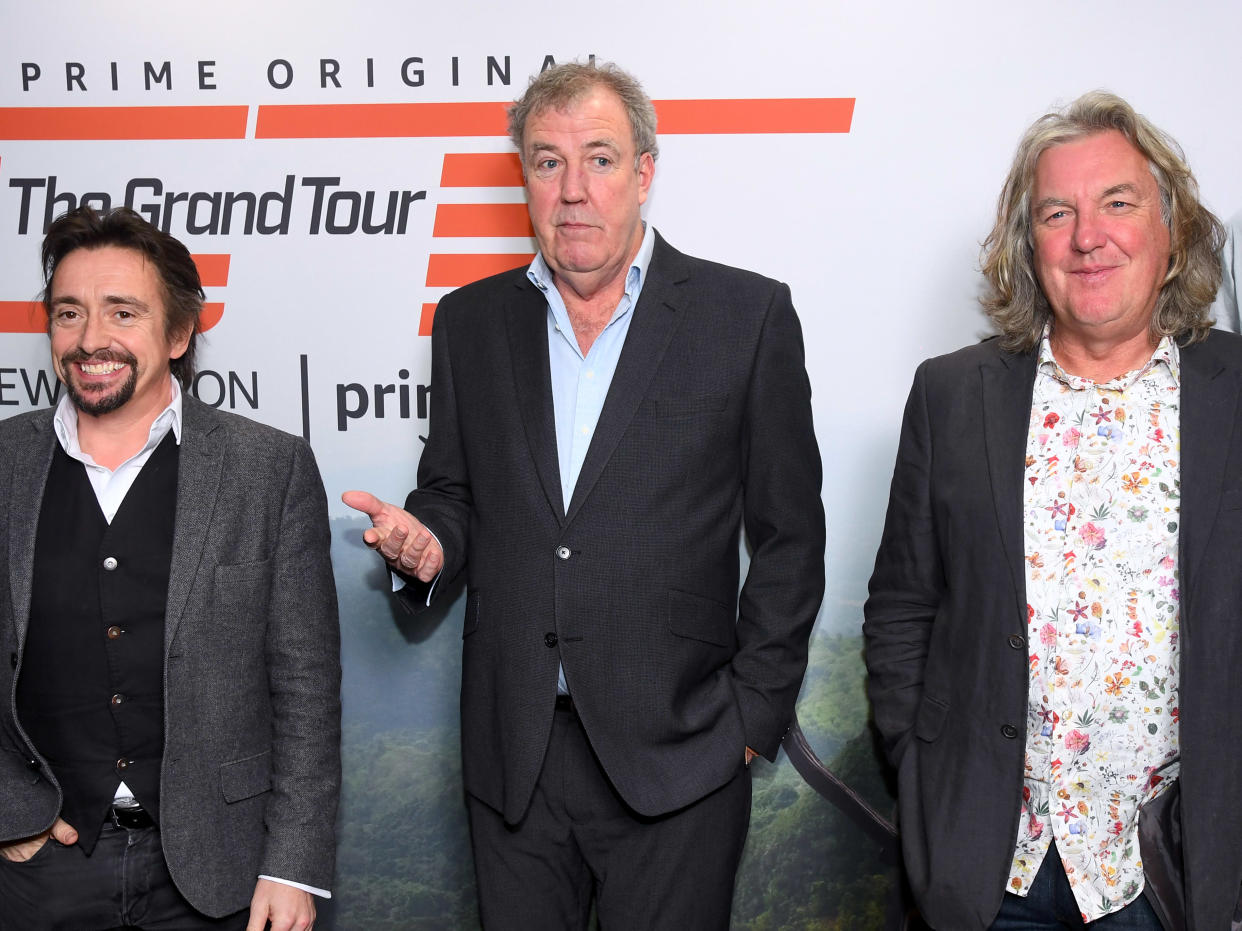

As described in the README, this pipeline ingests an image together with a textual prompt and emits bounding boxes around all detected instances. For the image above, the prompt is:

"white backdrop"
[3,1,1241,924]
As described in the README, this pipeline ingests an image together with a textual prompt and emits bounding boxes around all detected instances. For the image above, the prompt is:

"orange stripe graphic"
[256,102,511,139]
[654,98,854,134]
[256,99,853,138]
[0,106,248,140]
[200,303,225,332]
[192,254,231,287]
[433,204,533,238]
[441,153,524,187]
[0,301,44,334]
[419,303,438,337]
[425,253,533,288]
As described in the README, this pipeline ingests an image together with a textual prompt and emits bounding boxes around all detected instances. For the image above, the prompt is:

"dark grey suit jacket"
[864,331,1242,930]
[0,394,341,917]
[403,232,826,824]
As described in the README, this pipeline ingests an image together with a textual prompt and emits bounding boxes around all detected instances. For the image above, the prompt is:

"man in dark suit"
[864,92,1239,930]
[345,61,824,929]
[0,206,341,930]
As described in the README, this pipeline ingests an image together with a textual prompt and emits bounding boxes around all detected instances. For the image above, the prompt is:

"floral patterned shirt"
[1007,331,1181,921]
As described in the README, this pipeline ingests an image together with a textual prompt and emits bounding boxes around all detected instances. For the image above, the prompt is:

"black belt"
[111,799,154,830]
[554,694,575,713]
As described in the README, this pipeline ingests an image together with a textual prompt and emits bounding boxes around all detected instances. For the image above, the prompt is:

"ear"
[637,151,655,206]
[168,322,193,361]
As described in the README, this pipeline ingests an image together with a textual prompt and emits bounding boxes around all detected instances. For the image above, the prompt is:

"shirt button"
[103,556,119,571]
[111,694,125,706]
[555,546,571,560]
[1001,724,1020,739]
[1008,634,1026,650]
[545,633,558,648]
[107,626,124,640]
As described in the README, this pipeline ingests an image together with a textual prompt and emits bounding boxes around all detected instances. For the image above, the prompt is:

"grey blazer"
[0,394,341,917]
[864,331,1242,930]
[403,232,826,825]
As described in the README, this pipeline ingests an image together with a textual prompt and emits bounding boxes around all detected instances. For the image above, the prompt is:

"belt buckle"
[111,798,154,830]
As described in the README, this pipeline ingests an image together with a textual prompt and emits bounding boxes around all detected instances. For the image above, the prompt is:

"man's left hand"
[247,879,315,931]
[745,747,757,766]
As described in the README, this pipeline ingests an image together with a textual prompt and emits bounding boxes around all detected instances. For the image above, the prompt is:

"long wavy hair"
[980,91,1224,350]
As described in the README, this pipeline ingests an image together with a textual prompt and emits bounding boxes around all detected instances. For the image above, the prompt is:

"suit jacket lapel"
[564,236,685,525]
[1179,335,1240,598]
[980,342,1038,620]
[165,396,225,653]
[506,277,566,523]
[8,414,56,645]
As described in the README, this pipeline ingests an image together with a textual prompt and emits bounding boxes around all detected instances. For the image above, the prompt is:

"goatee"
[60,348,139,416]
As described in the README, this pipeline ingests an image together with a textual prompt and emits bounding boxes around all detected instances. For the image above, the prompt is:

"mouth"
[1071,265,1120,283]
[78,360,129,376]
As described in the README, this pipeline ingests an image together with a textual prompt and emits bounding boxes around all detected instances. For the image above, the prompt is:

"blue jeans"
[989,842,1163,930]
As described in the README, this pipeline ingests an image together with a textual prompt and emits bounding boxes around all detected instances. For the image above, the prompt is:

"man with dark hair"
[0,206,341,931]
[345,61,824,929]
[864,92,1239,930]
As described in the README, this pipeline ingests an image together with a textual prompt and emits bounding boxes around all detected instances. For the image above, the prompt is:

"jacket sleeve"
[862,361,944,767]
[399,295,471,610]
[257,438,342,888]
[732,283,827,759]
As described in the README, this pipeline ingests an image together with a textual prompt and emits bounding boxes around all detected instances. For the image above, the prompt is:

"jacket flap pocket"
[668,589,735,647]
[914,694,949,743]
[220,749,272,803]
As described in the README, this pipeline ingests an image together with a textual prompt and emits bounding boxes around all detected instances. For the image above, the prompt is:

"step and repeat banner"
[3,2,1241,927]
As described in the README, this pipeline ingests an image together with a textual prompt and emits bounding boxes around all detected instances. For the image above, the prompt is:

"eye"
[591,156,612,169]
[536,157,560,171]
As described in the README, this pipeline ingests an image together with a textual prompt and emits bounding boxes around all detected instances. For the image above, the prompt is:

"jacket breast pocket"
[639,394,729,419]
[220,749,272,804]
[667,589,736,648]
[214,559,273,618]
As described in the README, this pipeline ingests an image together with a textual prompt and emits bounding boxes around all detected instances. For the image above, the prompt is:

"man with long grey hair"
[865,91,1240,930]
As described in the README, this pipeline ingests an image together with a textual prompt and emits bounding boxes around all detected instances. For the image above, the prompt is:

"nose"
[560,162,586,203]
[1071,212,1104,253]
[79,312,109,353]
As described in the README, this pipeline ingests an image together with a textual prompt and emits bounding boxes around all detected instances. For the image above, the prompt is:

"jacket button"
[544,632,558,648]
[107,626,124,640]
[555,546,571,560]
[26,758,40,771]
[1008,634,1026,649]
[102,556,119,571]
[1001,724,1020,739]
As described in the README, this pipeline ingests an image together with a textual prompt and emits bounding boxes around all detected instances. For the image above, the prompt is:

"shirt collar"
[1036,325,1181,391]
[53,376,184,462]
[527,222,656,313]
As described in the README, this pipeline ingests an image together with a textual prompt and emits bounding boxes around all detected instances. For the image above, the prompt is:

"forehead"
[1033,130,1155,195]
[525,86,634,150]
[52,245,164,301]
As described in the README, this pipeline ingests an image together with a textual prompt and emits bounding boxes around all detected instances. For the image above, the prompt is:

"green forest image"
[322,518,901,930]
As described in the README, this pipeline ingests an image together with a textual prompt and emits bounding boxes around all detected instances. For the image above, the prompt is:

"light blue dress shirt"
[527,223,657,693]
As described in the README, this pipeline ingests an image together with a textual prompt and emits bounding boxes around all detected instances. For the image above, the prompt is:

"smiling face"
[522,85,654,299]
[1030,129,1171,354]
[48,245,191,422]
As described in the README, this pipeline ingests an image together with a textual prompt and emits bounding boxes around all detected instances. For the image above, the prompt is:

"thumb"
[50,817,77,846]
[341,489,386,519]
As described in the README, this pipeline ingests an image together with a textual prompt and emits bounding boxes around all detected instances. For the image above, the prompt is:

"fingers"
[377,522,444,582]
[49,817,77,846]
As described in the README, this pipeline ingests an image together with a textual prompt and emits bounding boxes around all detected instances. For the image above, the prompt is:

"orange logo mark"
[0,106,248,141]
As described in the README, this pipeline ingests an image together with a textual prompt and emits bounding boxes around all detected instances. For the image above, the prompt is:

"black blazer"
[403,232,826,823]
[864,331,1242,930]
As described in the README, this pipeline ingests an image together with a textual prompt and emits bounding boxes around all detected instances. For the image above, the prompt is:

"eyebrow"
[528,138,621,155]
[50,294,150,311]
[1032,182,1147,215]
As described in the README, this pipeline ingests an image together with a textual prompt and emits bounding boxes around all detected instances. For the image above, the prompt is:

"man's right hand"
[341,490,444,583]
[0,817,77,862]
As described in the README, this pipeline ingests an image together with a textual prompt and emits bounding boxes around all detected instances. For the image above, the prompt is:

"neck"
[75,379,174,471]
[1048,326,1159,383]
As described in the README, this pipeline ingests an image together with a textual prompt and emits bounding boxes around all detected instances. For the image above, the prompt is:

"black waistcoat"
[17,433,178,853]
